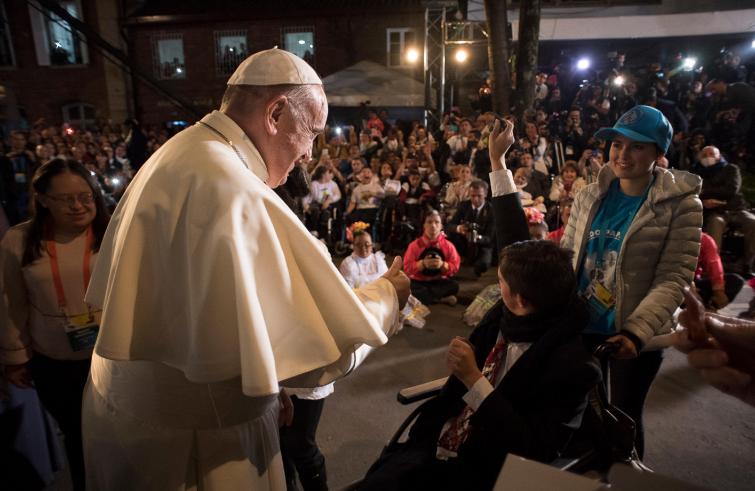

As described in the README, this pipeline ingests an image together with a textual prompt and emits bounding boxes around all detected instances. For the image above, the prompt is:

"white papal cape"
[81,111,399,490]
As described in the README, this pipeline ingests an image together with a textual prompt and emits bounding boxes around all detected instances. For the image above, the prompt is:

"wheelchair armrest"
[397,377,448,405]
[550,451,596,472]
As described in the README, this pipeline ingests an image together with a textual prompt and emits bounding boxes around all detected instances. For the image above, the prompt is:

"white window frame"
[214,29,247,77]
[386,27,417,68]
[152,32,186,80]
[281,26,315,66]
[27,0,89,67]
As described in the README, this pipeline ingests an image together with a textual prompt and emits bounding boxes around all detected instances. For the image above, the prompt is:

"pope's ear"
[264,95,288,136]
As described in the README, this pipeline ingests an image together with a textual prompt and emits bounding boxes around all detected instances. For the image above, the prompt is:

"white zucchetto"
[227,47,322,86]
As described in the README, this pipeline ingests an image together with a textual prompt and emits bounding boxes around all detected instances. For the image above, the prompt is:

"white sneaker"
[440,295,457,306]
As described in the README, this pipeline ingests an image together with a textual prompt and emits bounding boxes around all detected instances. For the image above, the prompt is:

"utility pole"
[483,0,512,115]
[514,0,542,121]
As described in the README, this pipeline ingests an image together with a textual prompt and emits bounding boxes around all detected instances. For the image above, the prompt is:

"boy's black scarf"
[498,296,587,344]
[477,296,589,400]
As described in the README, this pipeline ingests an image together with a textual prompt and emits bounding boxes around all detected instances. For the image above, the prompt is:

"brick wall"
[2,0,115,127]
[127,10,426,124]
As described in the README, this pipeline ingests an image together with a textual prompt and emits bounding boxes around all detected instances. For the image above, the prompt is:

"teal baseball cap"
[594,105,673,154]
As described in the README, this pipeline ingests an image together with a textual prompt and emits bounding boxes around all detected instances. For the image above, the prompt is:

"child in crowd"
[339,229,389,288]
[304,165,342,239]
[379,162,402,196]
[346,167,384,226]
[524,207,549,240]
[400,169,434,227]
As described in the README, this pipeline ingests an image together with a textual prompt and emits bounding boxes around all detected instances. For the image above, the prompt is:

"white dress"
[82,110,400,490]
[338,252,389,289]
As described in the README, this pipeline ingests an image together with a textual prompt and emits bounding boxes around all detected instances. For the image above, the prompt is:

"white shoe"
[440,295,457,306]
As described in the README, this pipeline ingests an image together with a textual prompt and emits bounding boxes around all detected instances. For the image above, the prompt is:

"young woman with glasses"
[1,159,110,490]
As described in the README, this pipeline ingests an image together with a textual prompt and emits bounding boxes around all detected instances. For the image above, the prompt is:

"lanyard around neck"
[46,227,94,312]
[197,120,250,170]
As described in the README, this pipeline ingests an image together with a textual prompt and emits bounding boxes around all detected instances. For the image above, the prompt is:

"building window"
[27,0,88,66]
[0,1,14,66]
[386,28,416,67]
[281,26,314,66]
[214,30,247,76]
[152,33,186,80]
[62,102,96,129]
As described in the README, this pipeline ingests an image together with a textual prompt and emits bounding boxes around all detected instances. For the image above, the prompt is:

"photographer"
[559,108,588,160]
[403,210,461,305]
[446,180,495,277]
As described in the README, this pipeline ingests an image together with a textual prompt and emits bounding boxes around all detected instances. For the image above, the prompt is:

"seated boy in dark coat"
[360,119,601,491]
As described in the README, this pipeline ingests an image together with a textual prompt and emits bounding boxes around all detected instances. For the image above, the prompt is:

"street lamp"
[406,47,420,64]
[454,48,469,63]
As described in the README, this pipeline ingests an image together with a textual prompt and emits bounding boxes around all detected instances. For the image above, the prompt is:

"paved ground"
[43,264,755,490]
[318,264,755,490]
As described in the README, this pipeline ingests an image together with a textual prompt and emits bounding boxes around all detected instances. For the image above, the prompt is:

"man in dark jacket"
[691,145,755,274]
[446,179,495,276]
[123,119,148,173]
[517,153,549,202]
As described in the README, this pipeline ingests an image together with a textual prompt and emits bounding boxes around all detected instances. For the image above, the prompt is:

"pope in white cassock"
[81,48,409,490]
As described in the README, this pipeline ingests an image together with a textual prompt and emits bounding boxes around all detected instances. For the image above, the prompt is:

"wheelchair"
[341,342,648,490]
[306,202,343,252]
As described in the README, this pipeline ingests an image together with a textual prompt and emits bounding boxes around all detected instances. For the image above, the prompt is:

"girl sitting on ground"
[339,229,389,289]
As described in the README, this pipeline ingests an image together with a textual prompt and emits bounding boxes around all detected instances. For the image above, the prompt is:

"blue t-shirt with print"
[578,179,647,335]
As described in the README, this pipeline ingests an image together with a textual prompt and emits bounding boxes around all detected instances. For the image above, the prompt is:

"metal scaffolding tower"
[423,1,488,129]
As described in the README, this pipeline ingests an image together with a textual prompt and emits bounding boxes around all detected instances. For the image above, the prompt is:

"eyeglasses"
[45,192,94,206]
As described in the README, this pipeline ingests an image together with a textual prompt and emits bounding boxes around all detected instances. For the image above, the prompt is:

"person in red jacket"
[694,232,744,309]
[403,210,461,305]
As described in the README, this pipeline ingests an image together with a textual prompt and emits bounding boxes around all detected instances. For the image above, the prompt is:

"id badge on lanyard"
[47,228,99,352]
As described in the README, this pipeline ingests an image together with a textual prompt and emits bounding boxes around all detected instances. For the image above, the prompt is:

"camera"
[464,221,482,244]
[420,248,444,276]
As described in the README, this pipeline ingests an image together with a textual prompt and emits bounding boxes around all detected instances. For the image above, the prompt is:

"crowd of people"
[0,118,166,233]
[1,45,755,491]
